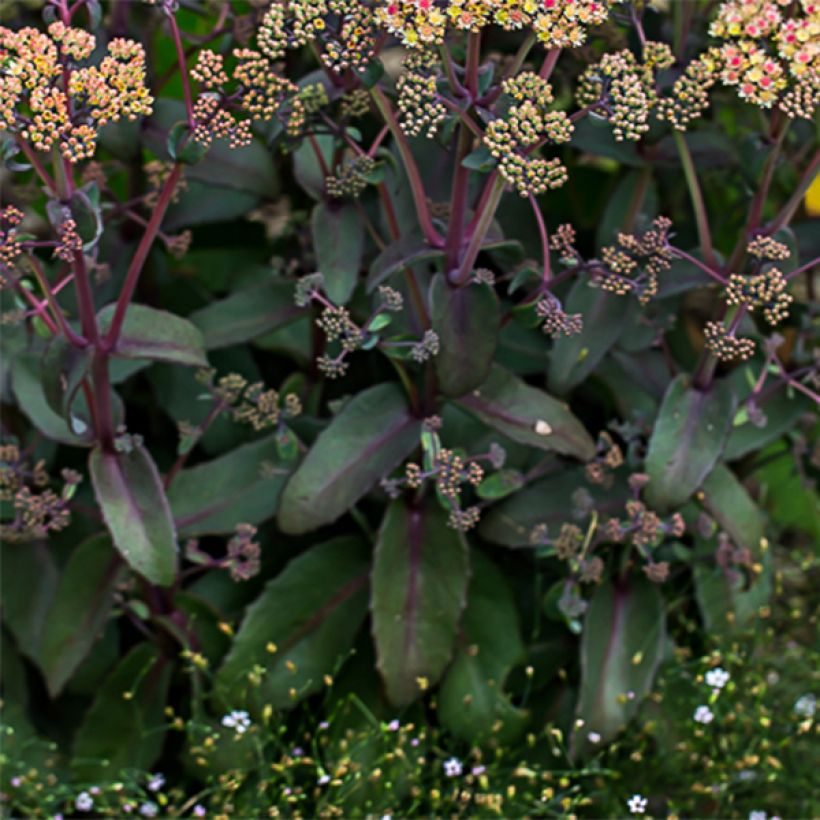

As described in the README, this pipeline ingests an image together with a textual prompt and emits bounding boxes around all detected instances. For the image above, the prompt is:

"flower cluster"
[704,319,757,361]
[596,216,673,303]
[0,443,81,542]
[578,42,674,141]
[377,0,610,48]
[397,49,447,138]
[226,523,262,581]
[0,205,25,276]
[1,24,153,162]
[726,267,793,325]
[536,293,584,338]
[326,154,377,199]
[484,71,573,196]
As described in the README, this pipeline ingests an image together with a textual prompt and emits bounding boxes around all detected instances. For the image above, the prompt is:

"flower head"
[694,704,715,724]
[221,709,252,734]
[627,794,648,815]
[443,756,463,777]
[75,792,94,812]
[705,667,730,690]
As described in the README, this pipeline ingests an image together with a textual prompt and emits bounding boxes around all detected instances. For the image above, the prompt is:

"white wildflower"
[443,757,463,777]
[221,709,251,734]
[627,794,648,815]
[793,693,816,718]
[694,705,714,724]
[147,773,165,792]
[705,667,730,689]
[75,793,94,812]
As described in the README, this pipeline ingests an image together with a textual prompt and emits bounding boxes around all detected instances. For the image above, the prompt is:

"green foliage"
[1,1,817,817]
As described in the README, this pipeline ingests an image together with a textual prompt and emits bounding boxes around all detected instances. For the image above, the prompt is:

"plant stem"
[765,147,819,237]
[370,86,444,249]
[167,10,195,126]
[26,256,87,345]
[786,255,820,281]
[15,138,58,192]
[445,123,474,271]
[452,173,505,285]
[668,246,727,284]
[673,130,716,269]
[466,31,481,100]
[104,164,182,348]
[529,193,550,283]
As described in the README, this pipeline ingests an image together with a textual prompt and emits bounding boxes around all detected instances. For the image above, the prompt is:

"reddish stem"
[167,10,195,126]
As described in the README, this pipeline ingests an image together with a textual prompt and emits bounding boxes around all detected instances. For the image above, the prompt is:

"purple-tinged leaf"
[312,202,364,305]
[572,577,666,758]
[431,274,499,398]
[90,444,178,586]
[367,231,444,291]
[645,375,735,510]
[72,643,171,780]
[371,499,469,707]
[456,366,596,461]
[216,536,370,711]
[189,282,304,351]
[278,383,422,534]
[438,551,529,744]
[38,534,125,697]
[97,303,208,368]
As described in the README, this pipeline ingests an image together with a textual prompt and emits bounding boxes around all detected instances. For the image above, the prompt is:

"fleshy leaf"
[190,282,303,350]
[278,383,422,534]
[430,275,500,398]
[572,577,666,758]
[38,535,125,698]
[371,499,470,707]
[456,366,595,461]
[548,278,636,395]
[89,444,178,586]
[645,375,735,510]
[367,232,444,291]
[97,303,208,368]
[168,433,289,537]
[312,202,364,305]
[215,536,370,711]
[72,643,171,779]
[438,551,529,744]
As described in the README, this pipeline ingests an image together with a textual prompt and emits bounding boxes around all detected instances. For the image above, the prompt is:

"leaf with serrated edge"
[216,537,370,711]
[278,383,422,534]
[89,444,178,586]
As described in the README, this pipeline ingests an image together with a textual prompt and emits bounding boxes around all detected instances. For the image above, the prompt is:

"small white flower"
[318,721,329,730]
[75,792,94,812]
[793,693,816,718]
[10,778,21,788]
[443,757,463,777]
[748,812,767,820]
[587,731,601,744]
[387,719,400,731]
[221,709,251,734]
[193,806,207,818]
[140,801,158,818]
[705,667,730,689]
[627,794,648,815]
[694,704,714,724]
[318,774,330,785]
[471,765,486,776]
[147,773,165,792]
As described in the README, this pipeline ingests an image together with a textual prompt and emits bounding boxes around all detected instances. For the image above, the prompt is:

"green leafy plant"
[0,0,817,816]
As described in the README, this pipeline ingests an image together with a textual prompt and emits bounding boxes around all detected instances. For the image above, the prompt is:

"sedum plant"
[0,0,818,814]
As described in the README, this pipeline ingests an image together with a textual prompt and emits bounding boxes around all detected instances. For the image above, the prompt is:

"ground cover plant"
[0,0,818,816]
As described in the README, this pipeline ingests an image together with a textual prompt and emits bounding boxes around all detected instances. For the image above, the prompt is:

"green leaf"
[595,169,657,250]
[438,551,529,744]
[215,536,370,711]
[11,351,91,445]
[38,535,125,698]
[645,375,735,510]
[293,133,333,200]
[367,232,444,291]
[371,499,470,707]
[97,303,208,368]
[548,278,636,395]
[430,275,500,398]
[693,541,772,635]
[724,390,813,461]
[278,383,423,535]
[190,281,301,352]
[168,433,289,537]
[461,145,496,172]
[89,444,178,586]
[72,643,171,780]
[455,366,596,461]
[700,463,766,556]
[572,577,666,758]
[476,469,526,501]
[42,336,92,421]
[311,202,364,305]
[0,542,58,664]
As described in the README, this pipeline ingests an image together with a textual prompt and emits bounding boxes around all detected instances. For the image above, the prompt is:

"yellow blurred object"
[805,172,820,216]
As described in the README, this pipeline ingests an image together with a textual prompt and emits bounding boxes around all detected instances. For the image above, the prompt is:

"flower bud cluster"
[1,444,81,542]
[226,523,261,582]
[397,50,447,138]
[484,72,572,196]
[0,205,25,274]
[726,268,793,325]
[578,43,674,141]
[596,216,673,303]
[1,24,153,162]
[54,218,82,263]
[536,294,583,338]
[326,155,377,199]
[704,320,756,361]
